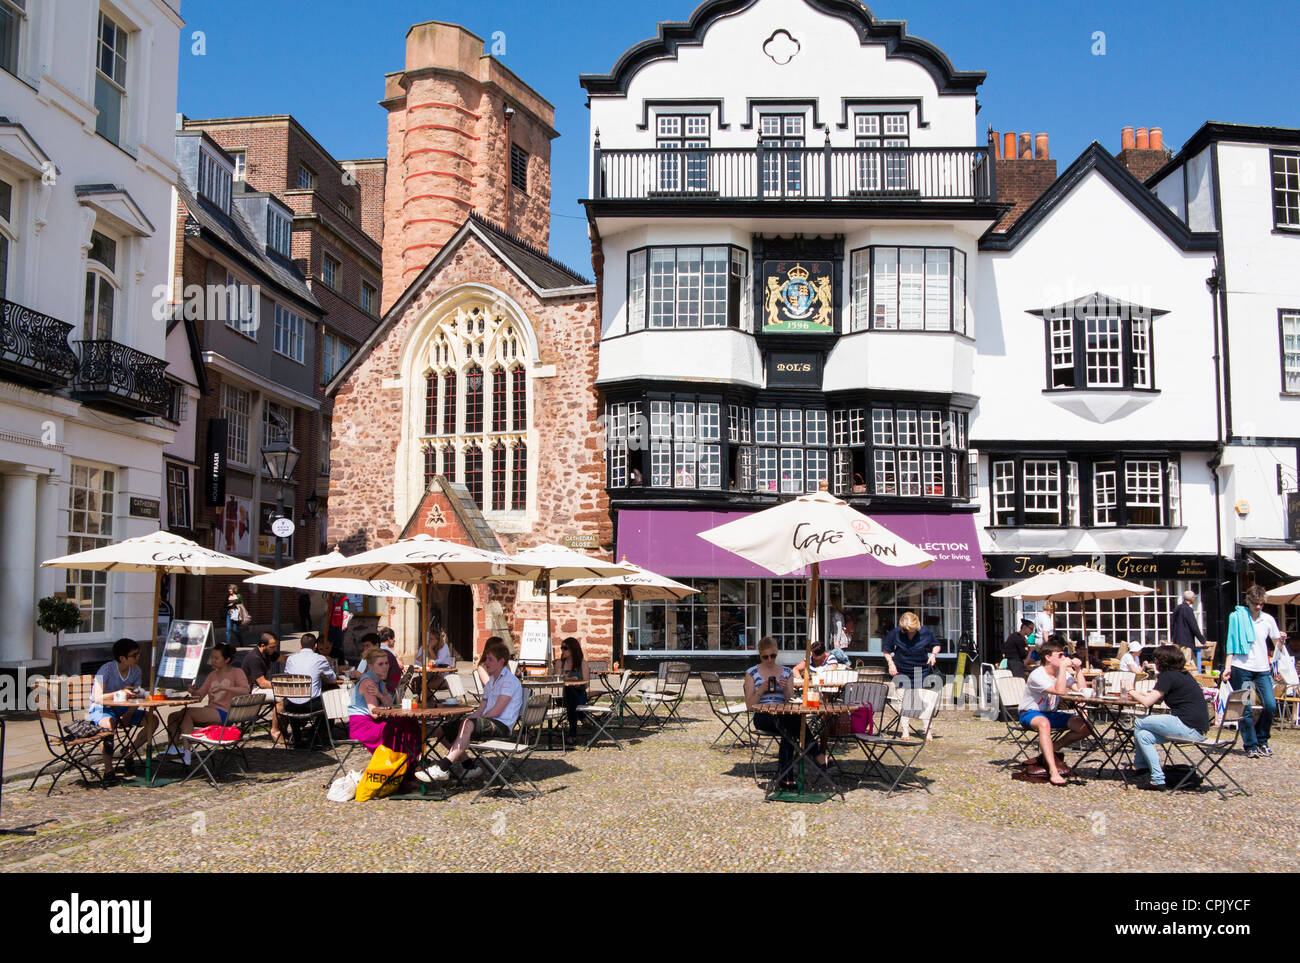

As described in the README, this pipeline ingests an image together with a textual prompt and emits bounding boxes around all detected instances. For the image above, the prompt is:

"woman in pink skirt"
[347,650,419,757]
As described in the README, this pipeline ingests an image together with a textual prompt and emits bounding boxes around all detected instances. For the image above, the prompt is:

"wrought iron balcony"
[589,143,995,205]
[72,339,169,418]
[0,297,79,389]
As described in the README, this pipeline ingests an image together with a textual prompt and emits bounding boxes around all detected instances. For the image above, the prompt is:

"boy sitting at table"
[1018,641,1091,786]
[1125,645,1210,791]
[88,638,158,782]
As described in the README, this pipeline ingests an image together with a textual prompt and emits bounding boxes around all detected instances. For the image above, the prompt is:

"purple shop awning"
[617,509,987,581]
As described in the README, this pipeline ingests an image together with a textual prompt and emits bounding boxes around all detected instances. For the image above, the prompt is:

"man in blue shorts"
[1018,641,1090,786]
[88,638,158,782]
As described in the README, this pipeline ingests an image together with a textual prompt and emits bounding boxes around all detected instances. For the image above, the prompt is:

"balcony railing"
[590,144,994,204]
[0,297,79,389]
[72,339,169,418]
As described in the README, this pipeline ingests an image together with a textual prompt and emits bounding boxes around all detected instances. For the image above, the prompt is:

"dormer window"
[198,147,232,212]
[267,207,291,256]
[1030,293,1167,391]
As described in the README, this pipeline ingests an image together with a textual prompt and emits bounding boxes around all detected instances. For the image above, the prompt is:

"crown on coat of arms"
[786,263,810,281]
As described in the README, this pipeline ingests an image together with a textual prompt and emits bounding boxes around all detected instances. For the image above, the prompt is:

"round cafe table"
[100,696,198,785]
[754,701,854,802]
[1060,692,1147,784]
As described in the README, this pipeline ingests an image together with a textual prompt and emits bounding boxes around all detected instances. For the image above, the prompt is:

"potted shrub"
[37,595,83,679]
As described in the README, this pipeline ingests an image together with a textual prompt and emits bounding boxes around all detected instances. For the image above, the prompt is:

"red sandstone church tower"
[326,22,611,662]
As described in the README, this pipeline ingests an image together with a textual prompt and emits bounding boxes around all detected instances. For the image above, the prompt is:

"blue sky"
[179,0,1298,273]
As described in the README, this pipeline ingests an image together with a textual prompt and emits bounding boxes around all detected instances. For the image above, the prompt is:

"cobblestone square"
[3,707,1295,873]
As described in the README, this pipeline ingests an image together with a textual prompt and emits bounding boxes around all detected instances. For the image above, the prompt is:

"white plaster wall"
[588,0,978,152]
[0,0,182,659]
[973,170,1217,443]
[1221,445,1298,545]
[1215,142,1300,440]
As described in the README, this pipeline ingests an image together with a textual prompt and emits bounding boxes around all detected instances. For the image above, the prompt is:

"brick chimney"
[1115,124,1172,183]
[990,127,1058,232]
[379,22,557,311]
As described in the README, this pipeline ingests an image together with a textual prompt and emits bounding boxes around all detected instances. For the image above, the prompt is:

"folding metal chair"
[470,694,549,803]
[578,670,637,750]
[854,687,938,796]
[994,676,1038,764]
[271,675,343,784]
[28,676,114,794]
[523,679,568,751]
[178,693,267,788]
[700,671,752,750]
[1163,687,1254,798]
[637,661,691,730]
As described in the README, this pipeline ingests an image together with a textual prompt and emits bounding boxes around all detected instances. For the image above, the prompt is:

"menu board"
[518,619,549,665]
[157,620,213,685]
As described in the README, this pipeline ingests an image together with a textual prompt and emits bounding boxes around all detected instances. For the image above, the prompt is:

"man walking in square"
[1171,589,1207,671]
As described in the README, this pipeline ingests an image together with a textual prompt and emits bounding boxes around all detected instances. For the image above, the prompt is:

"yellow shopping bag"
[354,745,409,801]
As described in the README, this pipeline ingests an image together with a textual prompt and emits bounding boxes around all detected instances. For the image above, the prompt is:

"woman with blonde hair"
[882,611,941,739]
[744,636,801,791]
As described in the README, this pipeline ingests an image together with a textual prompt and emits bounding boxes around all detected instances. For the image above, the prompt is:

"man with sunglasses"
[1224,585,1285,758]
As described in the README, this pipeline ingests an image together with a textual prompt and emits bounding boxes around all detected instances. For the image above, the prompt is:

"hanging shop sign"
[983,553,1215,581]
[765,350,822,386]
[1288,492,1300,543]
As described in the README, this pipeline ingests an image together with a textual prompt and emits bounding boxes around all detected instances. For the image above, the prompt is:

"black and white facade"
[583,0,1300,667]
[584,0,994,667]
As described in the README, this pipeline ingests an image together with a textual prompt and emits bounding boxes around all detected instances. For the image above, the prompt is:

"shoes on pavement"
[415,764,452,784]
[1138,782,1167,792]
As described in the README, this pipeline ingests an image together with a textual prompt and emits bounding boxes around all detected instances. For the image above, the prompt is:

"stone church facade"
[326,22,611,662]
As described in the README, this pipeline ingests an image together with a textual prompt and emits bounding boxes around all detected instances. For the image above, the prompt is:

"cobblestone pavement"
[2,707,1296,873]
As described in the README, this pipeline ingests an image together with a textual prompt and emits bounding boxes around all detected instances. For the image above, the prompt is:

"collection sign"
[761,260,834,333]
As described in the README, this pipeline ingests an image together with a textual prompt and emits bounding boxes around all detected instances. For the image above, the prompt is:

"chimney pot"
[1035,133,1049,160]
[1150,127,1164,151]
[1004,132,1017,160]
[1122,126,1136,150]
[1019,133,1032,159]
[1136,127,1150,150]
[991,130,1001,158]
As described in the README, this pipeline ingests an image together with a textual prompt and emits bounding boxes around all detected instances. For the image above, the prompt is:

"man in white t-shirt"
[1017,641,1091,785]
[1225,585,1286,757]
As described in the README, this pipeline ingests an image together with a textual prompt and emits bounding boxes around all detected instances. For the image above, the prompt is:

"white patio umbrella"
[992,564,1154,654]
[244,551,415,599]
[553,560,700,602]
[305,536,533,707]
[1265,580,1300,605]
[41,531,272,679]
[991,565,1156,602]
[505,544,635,666]
[698,490,935,784]
[698,490,935,672]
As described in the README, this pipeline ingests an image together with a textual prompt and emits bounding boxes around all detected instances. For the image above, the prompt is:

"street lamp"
[260,421,299,639]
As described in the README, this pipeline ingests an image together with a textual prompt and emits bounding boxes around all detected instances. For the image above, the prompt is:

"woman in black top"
[1002,619,1033,678]
[559,637,589,741]
[1126,645,1211,790]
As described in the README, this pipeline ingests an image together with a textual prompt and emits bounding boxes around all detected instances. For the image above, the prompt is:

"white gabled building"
[0,0,183,671]
[582,0,1299,665]
[1147,123,1300,634]
[973,144,1223,649]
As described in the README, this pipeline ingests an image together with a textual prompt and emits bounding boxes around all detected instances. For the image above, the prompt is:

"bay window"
[850,245,967,334]
[1033,295,1165,390]
[625,245,746,332]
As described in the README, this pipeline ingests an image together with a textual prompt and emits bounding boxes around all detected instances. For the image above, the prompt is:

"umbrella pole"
[149,569,162,692]
[545,570,553,673]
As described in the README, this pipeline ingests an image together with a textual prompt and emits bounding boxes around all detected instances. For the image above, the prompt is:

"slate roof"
[466,213,592,288]
[178,180,321,314]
